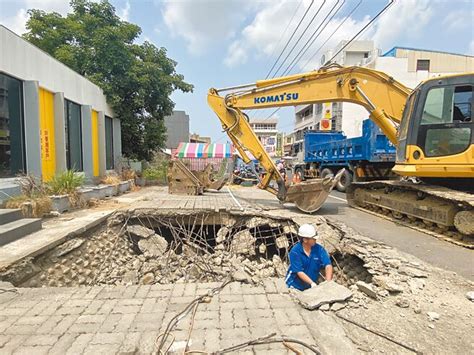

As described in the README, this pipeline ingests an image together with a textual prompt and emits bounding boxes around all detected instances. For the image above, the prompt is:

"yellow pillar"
[38,88,56,182]
[91,110,100,177]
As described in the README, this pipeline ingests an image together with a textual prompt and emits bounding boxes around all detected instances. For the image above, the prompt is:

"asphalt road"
[320,190,474,281]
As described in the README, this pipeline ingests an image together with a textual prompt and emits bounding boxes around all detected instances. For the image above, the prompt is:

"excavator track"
[347,181,474,249]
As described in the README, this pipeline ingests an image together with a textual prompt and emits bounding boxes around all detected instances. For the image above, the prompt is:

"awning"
[174,142,234,158]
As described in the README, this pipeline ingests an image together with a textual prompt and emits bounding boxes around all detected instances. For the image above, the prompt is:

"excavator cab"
[394,74,473,182]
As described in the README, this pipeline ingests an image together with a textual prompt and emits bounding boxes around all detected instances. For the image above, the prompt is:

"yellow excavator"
[208,64,473,241]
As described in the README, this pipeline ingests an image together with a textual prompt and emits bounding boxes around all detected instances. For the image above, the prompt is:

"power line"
[325,0,395,64]
[301,0,363,71]
[271,0,327,78]
[281,0,347,76]
[247,0,303,119]
[265,0,315,79]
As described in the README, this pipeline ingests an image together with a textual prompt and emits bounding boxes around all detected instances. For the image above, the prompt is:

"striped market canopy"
[174,142,234,158]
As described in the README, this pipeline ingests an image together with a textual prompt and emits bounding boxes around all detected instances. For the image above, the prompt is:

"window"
[0,73,25,177]
[105,116,114,170]
[419,85,472,157]
[64,100,83,171]
[416,59,430,71]
[315,104,322,115]
[363,52,369,58]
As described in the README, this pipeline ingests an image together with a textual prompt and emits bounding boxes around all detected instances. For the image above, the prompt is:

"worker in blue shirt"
[285,224,333,291]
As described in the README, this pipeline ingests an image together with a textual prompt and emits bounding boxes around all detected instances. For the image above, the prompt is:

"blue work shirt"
[285,242,331,291]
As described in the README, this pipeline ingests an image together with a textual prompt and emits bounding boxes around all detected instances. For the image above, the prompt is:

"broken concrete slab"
[216,226,229,243]
[294,281,352,310]
[230,229,256,255]
[126,224,155,239]
[137,235,168,257]
[398,266,428,278]
[52,238,84,257]
[356,281,378,299]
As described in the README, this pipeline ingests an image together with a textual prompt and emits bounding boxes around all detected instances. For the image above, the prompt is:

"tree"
[24,0,193,160]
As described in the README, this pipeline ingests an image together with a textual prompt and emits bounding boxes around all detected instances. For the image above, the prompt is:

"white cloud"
[442,9,474,32]
[161,0,255,55]
[222,0,443,72]
[118,0,130,22]
[371,0,433,49]
[0,0,70,35]
[0,8,29,35]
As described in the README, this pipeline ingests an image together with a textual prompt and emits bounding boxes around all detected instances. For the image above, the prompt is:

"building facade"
[0,25,121,187]
[164,110,190,150]
[249,118,278,157]
[189,133,211,144]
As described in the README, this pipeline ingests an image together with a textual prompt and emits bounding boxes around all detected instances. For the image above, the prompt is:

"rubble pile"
[12,211,300,287]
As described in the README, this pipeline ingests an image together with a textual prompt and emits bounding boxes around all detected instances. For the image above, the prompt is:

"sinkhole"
[0,210,372,288]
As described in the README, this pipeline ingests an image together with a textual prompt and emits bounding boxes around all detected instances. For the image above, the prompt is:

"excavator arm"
[207,65,412,212]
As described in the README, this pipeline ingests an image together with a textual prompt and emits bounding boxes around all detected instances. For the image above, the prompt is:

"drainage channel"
[0,210,371,288]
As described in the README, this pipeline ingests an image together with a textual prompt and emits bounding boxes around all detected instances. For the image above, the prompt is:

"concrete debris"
[216,226,229,243]
[427,311,440,321]
[0,281,14,288]
[398,266,428,278]
[231,229,256,255]
[140,272,155,285]
[272,255,287,277]
[245,217,270,228]
[123,270,138,284]
[231,268,252,283]
[465,291,474,301]
[356,281,378,299]
[330,302,346,311]
[275,235,289,249]
[319,304,330,311]
[395,298,410,308]
[258,243,267,254]
[295,281,352,310]
[407,278,425,294]
[53,238,85,257]
[137,235,168,257]
[127,224,155,239]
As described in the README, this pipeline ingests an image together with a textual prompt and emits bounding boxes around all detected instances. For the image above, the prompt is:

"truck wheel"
[320,168,334,179]
[336,170,353,192]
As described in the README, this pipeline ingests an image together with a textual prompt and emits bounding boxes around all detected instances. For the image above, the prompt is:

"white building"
[322,42,474,139]
[292,40,375,156]
[0,25,121,201]
[249,118,278,157]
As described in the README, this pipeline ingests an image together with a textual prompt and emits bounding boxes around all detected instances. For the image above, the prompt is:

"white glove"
[310,282,317,288]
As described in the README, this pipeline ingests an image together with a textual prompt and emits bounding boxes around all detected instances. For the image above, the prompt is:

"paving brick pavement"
[0,278,357,354]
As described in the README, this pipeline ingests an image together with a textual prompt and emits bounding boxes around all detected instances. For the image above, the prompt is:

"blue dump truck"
[293,119,396,192]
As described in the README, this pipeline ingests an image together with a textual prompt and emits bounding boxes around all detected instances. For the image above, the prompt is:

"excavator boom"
[207,65,411,213]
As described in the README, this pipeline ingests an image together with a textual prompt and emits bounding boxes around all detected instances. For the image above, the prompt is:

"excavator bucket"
[167,160,204,195]
[192,164,229,191]
[284,169,345,213]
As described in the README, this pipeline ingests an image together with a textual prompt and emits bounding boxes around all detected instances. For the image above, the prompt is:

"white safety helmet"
[298,224,318,239]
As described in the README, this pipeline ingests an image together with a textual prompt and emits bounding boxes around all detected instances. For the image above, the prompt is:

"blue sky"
[1,0,473,142]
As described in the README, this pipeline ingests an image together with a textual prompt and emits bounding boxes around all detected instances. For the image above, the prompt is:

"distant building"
[164,110,189,150]
[189,133,211,144]
[249,118,278,157]
[283,132,294,156]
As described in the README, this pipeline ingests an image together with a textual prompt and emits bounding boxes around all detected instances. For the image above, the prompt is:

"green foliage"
[23,0,193,161]
[143,161,168,182]
[48,170,85,195]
